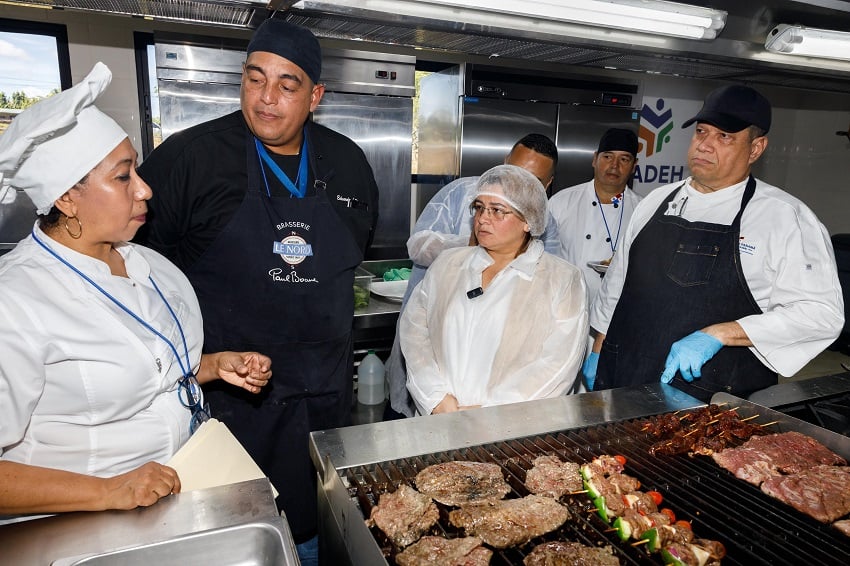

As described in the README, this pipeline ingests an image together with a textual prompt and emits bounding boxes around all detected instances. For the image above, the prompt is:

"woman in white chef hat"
[0,63,271,523]
[401,164,588,415]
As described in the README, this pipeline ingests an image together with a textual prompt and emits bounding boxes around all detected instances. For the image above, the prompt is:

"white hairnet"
[0,62,127,214]
[474,164,548,237]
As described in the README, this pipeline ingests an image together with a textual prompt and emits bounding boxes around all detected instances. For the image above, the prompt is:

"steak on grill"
[522,541,619,566]
[415,461,511,506]
[366,484,439,547]
[448,494,571,548]
[760,464,850,523]
[524,455,582,499]
[711,431,846,485]
[395,535,493,566]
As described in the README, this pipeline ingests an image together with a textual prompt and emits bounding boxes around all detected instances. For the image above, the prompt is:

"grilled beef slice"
[415,461,512,506]
[395,536,492,566]
[366,484,439,547]
[523,541,619,566]
[524,455,582,499]
[448,494,570,548]
[712,431,846,485]
[760,464,850,523]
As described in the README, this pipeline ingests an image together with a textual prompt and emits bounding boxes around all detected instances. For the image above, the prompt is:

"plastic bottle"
[357,350,386,405]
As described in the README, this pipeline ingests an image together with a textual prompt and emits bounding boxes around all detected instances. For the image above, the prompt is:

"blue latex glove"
[582,352,600,391]
[660,331,723,384]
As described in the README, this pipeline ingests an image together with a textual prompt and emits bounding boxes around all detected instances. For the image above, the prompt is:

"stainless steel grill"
[311,386,850,565]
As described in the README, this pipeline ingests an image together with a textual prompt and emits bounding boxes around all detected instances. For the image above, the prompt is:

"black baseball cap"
[682,85,771,134]
[597,128,639,156]
[247,19,322,85]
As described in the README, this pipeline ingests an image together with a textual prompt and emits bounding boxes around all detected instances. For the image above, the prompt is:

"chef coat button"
[586,234,591,240]
[606,237,611,242]
[613,203,619,208]
[591,201,597,206]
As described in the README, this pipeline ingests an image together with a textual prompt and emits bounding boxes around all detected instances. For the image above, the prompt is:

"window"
[0,19,70,136]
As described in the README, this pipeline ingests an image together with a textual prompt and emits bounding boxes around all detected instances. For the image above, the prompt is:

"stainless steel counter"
[353,294,400,324]
[0,479,295,565]
[747,371,850,407]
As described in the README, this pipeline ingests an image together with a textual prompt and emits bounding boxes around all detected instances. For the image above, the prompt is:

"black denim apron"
[595,176,776,402]
[186,129,362,542]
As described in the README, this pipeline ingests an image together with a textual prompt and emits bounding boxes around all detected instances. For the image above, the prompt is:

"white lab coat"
[592,177,845,377]
[0,225,202,480]
[549,181,642,301]
[401,240,588,415]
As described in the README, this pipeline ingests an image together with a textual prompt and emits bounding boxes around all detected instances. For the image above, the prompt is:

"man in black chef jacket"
[136,18,379,565]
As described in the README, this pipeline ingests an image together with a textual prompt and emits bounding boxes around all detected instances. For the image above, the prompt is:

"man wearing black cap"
[136,18,379,563]
[549,127,641,302]
[584,85,843,401]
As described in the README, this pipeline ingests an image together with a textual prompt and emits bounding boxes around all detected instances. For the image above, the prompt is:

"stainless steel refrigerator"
[416,63,641,215]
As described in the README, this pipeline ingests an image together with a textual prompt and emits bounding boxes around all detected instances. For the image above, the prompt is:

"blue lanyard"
[254,135,309,198]
[595,193,625,255]
[32,230,193,379]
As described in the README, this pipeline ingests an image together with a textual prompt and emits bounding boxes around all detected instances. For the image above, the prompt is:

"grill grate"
[341,412,850,565]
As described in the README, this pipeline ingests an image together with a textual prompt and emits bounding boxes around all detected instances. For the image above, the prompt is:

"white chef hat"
[0,62,127,214]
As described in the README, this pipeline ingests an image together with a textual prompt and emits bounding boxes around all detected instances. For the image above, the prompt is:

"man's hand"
[661,331,723,383]
[214,351,272,393]
[582,352,600,391]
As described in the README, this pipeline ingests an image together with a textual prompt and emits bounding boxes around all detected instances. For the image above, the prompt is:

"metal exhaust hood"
[4,0,850,93]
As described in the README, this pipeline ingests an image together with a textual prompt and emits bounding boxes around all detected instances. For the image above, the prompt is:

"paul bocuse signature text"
[269,268,319,283]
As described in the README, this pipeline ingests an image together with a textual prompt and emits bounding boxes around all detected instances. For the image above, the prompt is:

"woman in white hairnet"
[401,165,588,415]
[0,63,271,523]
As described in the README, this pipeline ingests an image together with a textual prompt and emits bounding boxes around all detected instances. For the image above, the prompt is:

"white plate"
[587,260,610,274]
[370,280,409,302]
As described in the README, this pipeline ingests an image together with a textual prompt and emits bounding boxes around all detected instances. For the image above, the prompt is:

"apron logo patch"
[270,235,319,284]
[273,234,313,265]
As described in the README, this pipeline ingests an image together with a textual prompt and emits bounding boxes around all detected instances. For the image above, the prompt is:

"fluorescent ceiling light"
[765,24,850,61]
[430,0,726,39]
[293,0,726,41]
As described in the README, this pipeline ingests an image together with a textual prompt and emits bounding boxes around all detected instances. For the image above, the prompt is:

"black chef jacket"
[136,110,379,270]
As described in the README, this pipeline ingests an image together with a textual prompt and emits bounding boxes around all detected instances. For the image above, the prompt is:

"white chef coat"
[0,225,203,480]
[549,180,642,301]
[401,240,588,415]
[591,177,844,377]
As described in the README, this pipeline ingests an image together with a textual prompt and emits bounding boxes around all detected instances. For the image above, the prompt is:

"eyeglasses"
[178,373,210,434]
[469,202,515,221]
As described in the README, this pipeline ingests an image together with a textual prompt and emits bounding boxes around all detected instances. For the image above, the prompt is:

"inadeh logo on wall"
[639,98,675,158]
[633,97,687,195]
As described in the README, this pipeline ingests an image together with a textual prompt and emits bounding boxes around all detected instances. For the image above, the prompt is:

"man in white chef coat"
[383,133,563,418]
[549,128,641,302]
[584,84,844,402]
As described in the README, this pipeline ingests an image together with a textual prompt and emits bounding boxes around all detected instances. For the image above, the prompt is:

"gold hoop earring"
[65,216,83,239]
